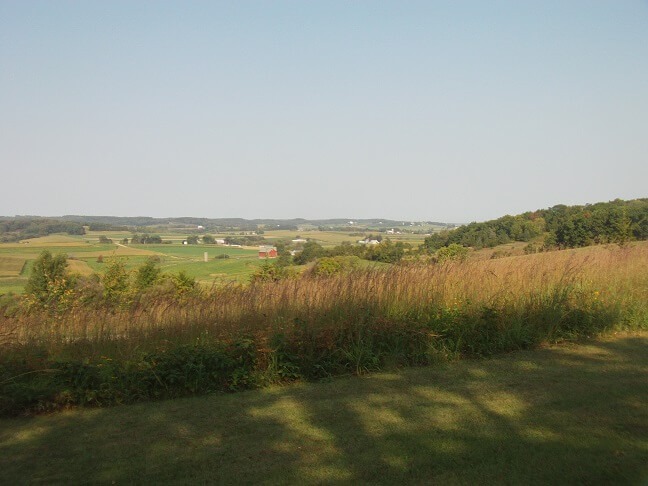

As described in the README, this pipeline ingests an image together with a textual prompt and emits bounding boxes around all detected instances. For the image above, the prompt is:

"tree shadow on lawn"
[1,334,647,485]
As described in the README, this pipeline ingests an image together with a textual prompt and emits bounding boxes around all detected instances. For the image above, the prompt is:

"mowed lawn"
[1,332,646,485]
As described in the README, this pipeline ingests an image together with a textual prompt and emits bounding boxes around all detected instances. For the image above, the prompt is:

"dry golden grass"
[5,241,646,349]
[469,241,533,260]
[0,256,26,277]
[1,242,646,419]
[65,259,94,276]
[0,235,90,248]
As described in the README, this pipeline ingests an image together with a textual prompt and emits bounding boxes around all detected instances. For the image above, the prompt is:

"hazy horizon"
[2,1,647,222]
[2,193,647,226]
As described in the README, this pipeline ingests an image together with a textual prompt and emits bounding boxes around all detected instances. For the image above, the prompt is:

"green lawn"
[1,332,646,485]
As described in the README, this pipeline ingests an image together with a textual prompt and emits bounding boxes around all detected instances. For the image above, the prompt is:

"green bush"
[312,256,360,277]
[436,244,468,263]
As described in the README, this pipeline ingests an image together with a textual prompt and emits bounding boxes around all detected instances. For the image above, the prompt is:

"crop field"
[65,259,94,276]
[0,235,265,294]
[24,228,425,289]
[71,245,163,258]
[0,235,91,247]
[0,256,26,277]
[76,228,428,248]
[263,229,426,246]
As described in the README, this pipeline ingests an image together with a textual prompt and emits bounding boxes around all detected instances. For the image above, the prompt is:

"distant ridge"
[4,215,454,228]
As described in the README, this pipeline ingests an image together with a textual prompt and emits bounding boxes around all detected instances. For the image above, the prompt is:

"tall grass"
[1,243,646,415]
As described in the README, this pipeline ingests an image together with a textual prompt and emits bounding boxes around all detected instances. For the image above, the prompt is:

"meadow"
[1,241,646,416]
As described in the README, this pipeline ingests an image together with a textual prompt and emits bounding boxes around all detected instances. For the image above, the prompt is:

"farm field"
[80,229,428,247]
[1,332,646,485]
[0,235,92,248]
[0,235,265,294]
[0,256,26,277]
[0,226,429,294]
[263,229,426,246]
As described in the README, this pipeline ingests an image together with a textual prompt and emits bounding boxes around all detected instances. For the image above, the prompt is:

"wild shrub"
[24,251,76,312]
[249,262,296,283]
[311,256,360,277]
[436,244,468,263]
[133,257,162,291]
[100,258,131,307]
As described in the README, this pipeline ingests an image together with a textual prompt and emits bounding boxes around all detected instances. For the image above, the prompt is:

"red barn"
[258,246,278,259]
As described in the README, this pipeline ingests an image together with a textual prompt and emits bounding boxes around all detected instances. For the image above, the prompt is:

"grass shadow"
[1,333,647,484]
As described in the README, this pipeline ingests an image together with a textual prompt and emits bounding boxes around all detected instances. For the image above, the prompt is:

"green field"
[263,229,426,247]
[79,229,428,247]
[0,236,266,294]
[0,227,427,294]
[1,332,646,484]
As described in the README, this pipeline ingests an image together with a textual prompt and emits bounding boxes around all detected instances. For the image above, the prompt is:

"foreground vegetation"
[1,332,646,484]
[1,242,646,416]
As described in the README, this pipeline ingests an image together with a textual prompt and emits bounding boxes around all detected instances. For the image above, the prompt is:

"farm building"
[258,246,278,259]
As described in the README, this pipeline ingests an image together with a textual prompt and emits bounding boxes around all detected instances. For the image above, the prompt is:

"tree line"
[0,218,85,243]
[422,198,648,251]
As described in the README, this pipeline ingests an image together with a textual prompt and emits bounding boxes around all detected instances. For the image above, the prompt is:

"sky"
[1,1,647,223]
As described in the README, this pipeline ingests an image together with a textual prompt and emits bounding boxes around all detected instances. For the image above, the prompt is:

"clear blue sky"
[1,1,646,222]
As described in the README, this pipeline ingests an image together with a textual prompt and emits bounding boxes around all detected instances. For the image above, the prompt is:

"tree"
[274,241,292,267]
[24,250,75,309]
[134,257,161,290]
[98,235,113,244]
[293,241,325,265]
[172,271,197,299]
[101,258,130,306]
[202,234,216,244]
[615,209,632,247]
[186,235,199,245]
